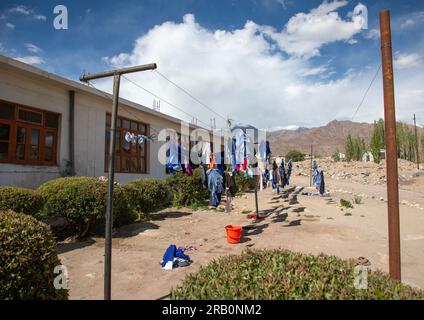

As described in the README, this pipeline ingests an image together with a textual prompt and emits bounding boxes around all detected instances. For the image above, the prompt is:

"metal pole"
[104,74,120,300]
[80,63,157,300]
[413,114,420,170]
[80,63,157,82]
[254,175,259,214]
[380,10,401,281]
[310,144,313,187]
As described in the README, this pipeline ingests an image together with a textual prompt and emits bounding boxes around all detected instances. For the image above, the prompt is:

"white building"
[362,151,374,163]
[0,55,215,188]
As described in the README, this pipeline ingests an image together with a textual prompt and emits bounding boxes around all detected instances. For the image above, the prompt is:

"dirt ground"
[59,161,424,300]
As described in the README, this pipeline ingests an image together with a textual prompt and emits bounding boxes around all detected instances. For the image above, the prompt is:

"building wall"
[0,64,69,188]
[0,63,200,188]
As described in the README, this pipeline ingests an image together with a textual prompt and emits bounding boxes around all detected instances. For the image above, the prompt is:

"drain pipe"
[69,90,75,175]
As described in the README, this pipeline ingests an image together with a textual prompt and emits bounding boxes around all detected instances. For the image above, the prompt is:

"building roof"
[0,54,209,132]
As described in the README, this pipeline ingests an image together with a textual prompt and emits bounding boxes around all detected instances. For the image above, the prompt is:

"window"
[105,113,148,173]
[0,99,59,165]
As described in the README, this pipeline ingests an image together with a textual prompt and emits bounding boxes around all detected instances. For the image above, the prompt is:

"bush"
[0,187,44,216]
[286,150,305,162]
[353,195,362,205]
[167,168,209,207]
[125,179,172,214]
[0,210,68,300]
[234,172,255,193]
[38,177,135,236]
[171,249,424,300]
[340,199,354,209]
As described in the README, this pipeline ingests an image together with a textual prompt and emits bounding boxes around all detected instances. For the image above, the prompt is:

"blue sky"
[1,0,424,129]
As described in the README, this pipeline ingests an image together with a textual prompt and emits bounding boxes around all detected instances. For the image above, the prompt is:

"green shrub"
[171,249,424,300]
[353,195,362,205]
[0,210,68,300]
[38,177,135,236]
[125,179,172,214]
[340,199,354,209]
[234,172,255,193]
[0,187,44,216]
[286,150,305,162]
[166,168,209,207]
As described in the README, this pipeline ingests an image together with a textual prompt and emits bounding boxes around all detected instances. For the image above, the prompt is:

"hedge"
[234,172,255,193]
[0,210,68,300]
[0,187,44,216]
[166,168,209,207]
[171,249,424,300]
[38,177,135,236]
[125,179,172,214]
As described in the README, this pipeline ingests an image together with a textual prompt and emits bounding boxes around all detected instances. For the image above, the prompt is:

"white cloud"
[9,5,32,15]
[258,0,366,57]
[34,15,47,21]
[400,11,424,29]
[394,53,422,70]
[98,7,424,129]
[24,43,42,54]
[364,28,379,40]
[14,56,44,65]
[6,23,15,29]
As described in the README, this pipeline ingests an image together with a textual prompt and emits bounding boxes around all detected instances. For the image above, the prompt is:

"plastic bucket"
[225,225,242,244]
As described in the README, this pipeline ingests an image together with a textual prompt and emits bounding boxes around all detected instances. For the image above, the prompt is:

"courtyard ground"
[59,162,424,299]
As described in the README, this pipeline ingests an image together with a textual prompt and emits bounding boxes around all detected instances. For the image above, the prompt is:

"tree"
[332,149,341,162]
[286,150,305,162]
[345,134,355,162]
[370,119,385,163]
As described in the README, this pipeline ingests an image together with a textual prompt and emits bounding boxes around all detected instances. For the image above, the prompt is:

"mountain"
[267,120,374,157]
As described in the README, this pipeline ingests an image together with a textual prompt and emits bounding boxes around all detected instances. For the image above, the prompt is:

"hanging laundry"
[242,157,247,171]
[226,171,237,197]
[319,170,325,195]
[207,168,224,207]
[208,152,216,169]
[185,163,193,176]
[259,140,267,160]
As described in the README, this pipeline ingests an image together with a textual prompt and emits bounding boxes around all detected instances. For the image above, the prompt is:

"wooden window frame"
[105,113,149,174]
[0,100,60,166]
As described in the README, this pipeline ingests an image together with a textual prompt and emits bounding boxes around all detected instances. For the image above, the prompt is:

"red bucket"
[225,225,242,244]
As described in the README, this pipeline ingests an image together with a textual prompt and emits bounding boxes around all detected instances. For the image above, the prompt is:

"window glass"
[0,102,15,120]
[131,158,138,172]
[0,142,8,159]
[45,148,53,161]
[0,124,10,141]
[122,119,130,130]
[106,114,111,126]
[16,127,26,144]
[18,109,42,124]
[45,132,54,148]
[15,145,25,160]
[30,129,40,160]
[131,122,138,131]
[45,113,59,128]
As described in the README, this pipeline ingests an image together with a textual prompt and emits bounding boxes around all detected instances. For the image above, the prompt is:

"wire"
[121,75,212,129]
[85,80,160,136]
[351,64,382,121]
[154,70,228,121]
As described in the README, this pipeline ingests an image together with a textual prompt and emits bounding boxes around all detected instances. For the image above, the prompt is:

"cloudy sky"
[1,0,423,130]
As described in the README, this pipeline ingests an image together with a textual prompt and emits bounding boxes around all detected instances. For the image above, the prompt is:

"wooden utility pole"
[380,10,401,281]
[413,114,420,170]
[80,63,157,300]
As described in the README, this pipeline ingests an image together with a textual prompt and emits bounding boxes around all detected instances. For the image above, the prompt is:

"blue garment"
[313,169,321,189]
[167,143,180,166]
[175,248,190,261]
[161,244,176,268]
[207,168,224,207]
[231,137,237,169]
[279,162,288,188]
[259,140,267,160]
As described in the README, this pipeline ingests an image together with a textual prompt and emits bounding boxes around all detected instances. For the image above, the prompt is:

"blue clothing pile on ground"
[161,244,191,270]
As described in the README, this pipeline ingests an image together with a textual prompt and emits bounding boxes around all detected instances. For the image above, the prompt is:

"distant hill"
[267,120,374,157]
